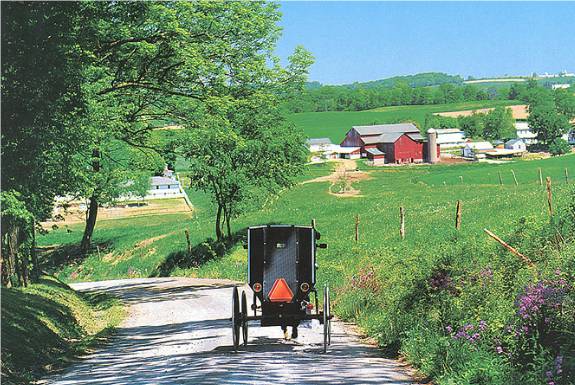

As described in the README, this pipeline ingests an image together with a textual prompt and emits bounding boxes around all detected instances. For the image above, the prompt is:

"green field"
[288,100,518,142]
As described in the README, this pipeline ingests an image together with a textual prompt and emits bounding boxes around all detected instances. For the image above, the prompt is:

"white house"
[515,121,538,144]
[551,84,571,90]
[505,139,527,152]
[434,128,466,148]
[462,142,494,158]
[145,176,184,199]
[306,138,333,152]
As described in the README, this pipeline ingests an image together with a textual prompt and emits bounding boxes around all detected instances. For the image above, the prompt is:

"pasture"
[288,100,518,142]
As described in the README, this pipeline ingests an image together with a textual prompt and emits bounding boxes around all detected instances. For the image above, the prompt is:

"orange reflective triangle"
[268,278,294,302]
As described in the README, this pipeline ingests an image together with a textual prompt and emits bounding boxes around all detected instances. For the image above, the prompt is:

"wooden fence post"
[565,168,569,184]
[498,171,503,186]
[354,214,359,242]
[546,177,553,218]
[184,229,192,254]
[455,200,462,230]
[538,168,543,186]
[459,176,464,184]
[511,170,518,186]
[400,206,405,240]
[311,218,316,229]
[483,229,533,267]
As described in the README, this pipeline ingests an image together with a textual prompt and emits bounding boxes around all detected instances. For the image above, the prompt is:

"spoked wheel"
[323,285,331,353]
[232,287,241,351]
[241,291,248,346]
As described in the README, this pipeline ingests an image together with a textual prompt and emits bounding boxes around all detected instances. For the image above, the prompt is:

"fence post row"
[511,170,518,186]
[538,168,543,186]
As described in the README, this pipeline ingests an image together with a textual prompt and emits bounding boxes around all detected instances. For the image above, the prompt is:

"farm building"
[433,128,466,148]
[146,176,184,199]
[306,138,333,152]
[340,123,439,164]
[515,122,538,144]
[462,142,494,158]
[569,129,575,145]
[505,139,527,152]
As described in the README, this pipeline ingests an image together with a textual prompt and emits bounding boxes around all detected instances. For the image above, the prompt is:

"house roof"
[366,148,385,156]
[353,123,419,136]
[506,139,524,145]
[151,176,179,186]
[306,137,333,146]
[433,128,464,134]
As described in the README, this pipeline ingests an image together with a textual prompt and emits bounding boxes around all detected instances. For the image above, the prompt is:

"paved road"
[41,278,417,385]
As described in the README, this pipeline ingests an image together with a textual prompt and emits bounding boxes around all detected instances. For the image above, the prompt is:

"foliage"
[285,73,497,113]
[548,139,572,156]
[482,107,515,141]
[528,104,571,146]
[1,275,124,384]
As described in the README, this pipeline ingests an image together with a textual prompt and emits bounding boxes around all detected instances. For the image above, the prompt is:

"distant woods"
[1,1,313,285]
[284,73,575,114]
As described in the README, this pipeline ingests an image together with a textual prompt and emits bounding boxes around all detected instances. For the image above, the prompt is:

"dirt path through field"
[40,278,418,385]
[304,159,372,197]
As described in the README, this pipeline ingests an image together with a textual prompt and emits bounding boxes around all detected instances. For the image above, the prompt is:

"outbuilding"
[306,138,333,152]
[462,142,494,158]
[505,139,527,152]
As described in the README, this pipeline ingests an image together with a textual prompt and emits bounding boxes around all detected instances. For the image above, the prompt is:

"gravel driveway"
[40,277,418,385]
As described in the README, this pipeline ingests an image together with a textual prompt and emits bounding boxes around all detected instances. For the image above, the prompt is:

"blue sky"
[274,1,575,85]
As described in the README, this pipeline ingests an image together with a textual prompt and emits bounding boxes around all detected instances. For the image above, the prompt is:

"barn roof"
[406,132,425,141]
[365,148,385,156]
[151,176,180,186]
[352,123,419,136]
[377,132,405,143]
[306,137,333,146]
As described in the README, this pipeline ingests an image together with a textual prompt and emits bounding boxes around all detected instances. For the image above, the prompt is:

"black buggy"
[231,224,332,352]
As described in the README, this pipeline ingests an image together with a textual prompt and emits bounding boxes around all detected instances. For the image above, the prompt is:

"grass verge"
[1,275,124,384]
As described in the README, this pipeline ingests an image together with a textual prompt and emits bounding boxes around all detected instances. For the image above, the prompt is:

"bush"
[548,138,571,156]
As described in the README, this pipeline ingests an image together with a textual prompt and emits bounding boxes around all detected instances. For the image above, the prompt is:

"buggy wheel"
[323,285,331,353]
[232,287,240,351]
[241,291,248,346]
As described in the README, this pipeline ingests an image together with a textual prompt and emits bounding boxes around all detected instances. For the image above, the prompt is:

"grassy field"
[1,276,124,384]
[288,100,518,142]
[39,155,574,286]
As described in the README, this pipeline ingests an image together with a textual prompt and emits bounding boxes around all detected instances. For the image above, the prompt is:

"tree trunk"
[80,194,99,253]
[31,217,40,281]
[81,148,101,253]
[215,204,223,241]
[225,210,232,240]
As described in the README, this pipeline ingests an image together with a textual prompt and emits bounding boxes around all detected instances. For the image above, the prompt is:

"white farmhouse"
[515,121,538,144]
[145,176,184,199]
[505,139,527,152]
[434,128,466,148]
[462,142,494,158]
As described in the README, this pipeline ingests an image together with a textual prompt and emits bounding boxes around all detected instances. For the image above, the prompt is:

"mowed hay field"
[288,100,518,142]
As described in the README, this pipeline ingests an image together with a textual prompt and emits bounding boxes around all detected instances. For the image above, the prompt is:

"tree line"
[1,2,312,287]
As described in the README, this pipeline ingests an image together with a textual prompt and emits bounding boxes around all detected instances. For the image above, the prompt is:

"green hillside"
[288,100,518,142]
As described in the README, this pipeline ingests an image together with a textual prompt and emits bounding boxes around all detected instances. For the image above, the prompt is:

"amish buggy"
[231,224,332,352]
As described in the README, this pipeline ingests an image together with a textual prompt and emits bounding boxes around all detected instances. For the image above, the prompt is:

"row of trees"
[285,82,499,113]
[1,2,312,286]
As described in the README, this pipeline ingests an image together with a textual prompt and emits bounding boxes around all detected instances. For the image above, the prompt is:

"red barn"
[340,123,440,164]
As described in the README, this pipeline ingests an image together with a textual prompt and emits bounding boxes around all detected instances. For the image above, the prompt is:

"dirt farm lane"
[40,278,418,385]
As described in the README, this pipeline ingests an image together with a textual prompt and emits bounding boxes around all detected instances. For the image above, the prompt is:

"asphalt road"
[40,278,418,385]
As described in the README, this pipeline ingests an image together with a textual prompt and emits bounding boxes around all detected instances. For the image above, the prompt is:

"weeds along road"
[41,278,417,385]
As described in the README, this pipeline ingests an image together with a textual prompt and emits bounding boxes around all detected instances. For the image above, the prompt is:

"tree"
[483,107,515,140]
[459,113,485,138]
[554,89,575,120]
[528,104,571,146]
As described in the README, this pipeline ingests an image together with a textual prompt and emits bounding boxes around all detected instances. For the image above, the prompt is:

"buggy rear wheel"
[232,287,240,351]
[323,285,331,353]
[241,291,248,346]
